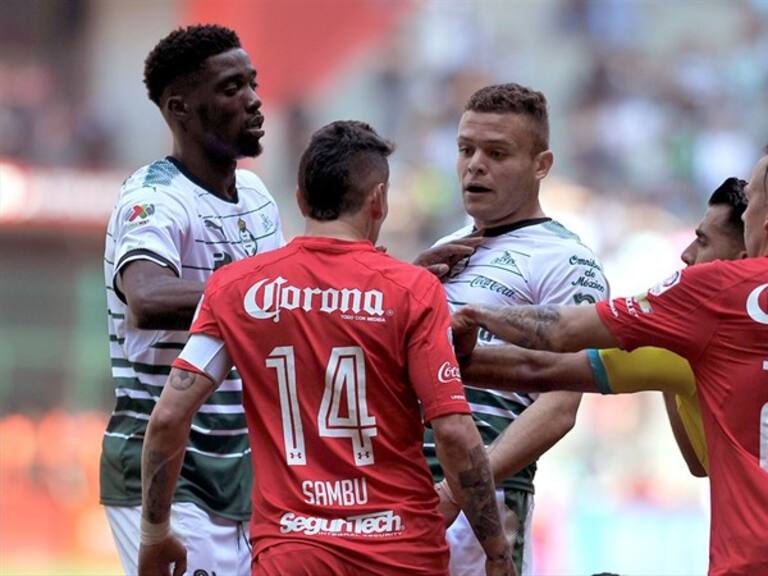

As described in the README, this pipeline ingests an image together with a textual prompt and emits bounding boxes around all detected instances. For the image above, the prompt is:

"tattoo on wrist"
[144,449,172,523]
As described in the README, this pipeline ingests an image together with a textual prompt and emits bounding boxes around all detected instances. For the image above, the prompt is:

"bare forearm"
[461,347,598,394]
[467,304,616,352]
[434,415,508,559]
[141,368,217,523]
[488,392,580,484]
[141,424,188,523]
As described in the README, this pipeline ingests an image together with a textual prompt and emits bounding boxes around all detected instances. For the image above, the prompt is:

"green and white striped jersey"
[101,157,284,520]
[423,218,608,493]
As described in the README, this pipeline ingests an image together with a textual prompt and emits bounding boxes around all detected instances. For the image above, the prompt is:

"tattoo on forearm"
[497,305,561,350]
[169,370,196,391]
[143,448,175,523]
[457,444,502,542]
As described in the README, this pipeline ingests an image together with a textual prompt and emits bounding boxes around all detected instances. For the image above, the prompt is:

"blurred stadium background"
[1,0,766,574]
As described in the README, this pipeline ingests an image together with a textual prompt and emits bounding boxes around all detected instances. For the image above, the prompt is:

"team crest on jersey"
[490,251,522,275]
[649,270,682,297]
[238,218,258,256]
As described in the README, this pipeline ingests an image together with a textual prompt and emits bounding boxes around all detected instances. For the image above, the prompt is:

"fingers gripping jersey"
[587,347,707,472]
[596,258,768,576]
[102,158,284,520]
[179,237,471,574]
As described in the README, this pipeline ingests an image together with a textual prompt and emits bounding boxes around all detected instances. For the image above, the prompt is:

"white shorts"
[446,489,534,576]
[105,501,251,576]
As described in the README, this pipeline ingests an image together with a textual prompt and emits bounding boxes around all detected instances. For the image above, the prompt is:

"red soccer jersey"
[179,237,471,575]
[596,257,768,576]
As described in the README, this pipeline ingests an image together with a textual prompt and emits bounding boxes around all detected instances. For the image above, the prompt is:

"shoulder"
[236,170,279,207]
[357,251,444,306]
[117,160,190,210]
[432,224,475,247]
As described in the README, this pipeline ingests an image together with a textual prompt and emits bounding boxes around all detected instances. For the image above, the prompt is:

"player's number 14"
[266,345,378,467]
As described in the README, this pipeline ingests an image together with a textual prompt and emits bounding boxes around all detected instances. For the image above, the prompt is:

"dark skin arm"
[119,260,204,330]
[432,413,517,576]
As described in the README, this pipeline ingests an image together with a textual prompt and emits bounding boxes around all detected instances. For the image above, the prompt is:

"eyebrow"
[218,69,257,86]
[695,228,708,240]
[457,137,513,147]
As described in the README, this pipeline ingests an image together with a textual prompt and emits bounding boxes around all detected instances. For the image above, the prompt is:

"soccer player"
[459,177,749,477]
[451,151,768,575]
[102,25,284,575]
[422,83,608,576]
[138,121,516,576]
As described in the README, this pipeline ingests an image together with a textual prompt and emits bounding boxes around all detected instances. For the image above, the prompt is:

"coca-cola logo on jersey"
[437,361,461,384]
[243,277,385,323]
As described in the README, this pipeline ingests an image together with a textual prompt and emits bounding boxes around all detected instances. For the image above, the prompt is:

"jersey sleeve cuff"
[587,349,613,394]
[422,401,473,423]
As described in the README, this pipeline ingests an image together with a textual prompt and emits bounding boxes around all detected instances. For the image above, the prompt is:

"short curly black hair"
[143,24,241,106]
[709,177,747,235]
[299,121,395,221]
[465,83,549,153]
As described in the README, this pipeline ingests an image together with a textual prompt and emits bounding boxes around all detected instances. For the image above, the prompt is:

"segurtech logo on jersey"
[244,276,386,324]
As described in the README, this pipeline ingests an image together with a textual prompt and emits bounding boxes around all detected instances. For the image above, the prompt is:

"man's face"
[184,48,264,160]
[743,155,768,258]
[456,111,552,230]
[680,204,746,266]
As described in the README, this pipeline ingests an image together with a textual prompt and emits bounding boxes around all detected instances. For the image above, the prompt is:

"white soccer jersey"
[424,217,608,493]
[101,157,284,520]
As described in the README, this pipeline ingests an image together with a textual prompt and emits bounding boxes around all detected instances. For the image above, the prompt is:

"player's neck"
[303,217,372,243]
[474,201,546,232]
[170,144,238,201]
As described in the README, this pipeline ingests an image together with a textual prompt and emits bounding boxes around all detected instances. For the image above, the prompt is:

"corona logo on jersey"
[244,277,385,323]
[747,283,768,325]
[279,509,403,537]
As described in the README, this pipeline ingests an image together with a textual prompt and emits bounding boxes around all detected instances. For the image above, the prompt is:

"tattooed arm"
[453,303,618,353]
[432,413,517,576]
[138,367,218,576]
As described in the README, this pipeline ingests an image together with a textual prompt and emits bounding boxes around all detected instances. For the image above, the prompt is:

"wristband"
[140,517,171,546]
[438,479,458,506]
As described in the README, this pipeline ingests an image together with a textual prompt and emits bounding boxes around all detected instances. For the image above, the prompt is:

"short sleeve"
[189,289,224,341]
[406,275,472,422]
[596,264,721,360]
[536,246,609,305]
[588,347,695,396]
[111,187,189,298]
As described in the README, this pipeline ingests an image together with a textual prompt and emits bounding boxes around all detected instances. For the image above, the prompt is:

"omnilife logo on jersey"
[279,510,403,537]
[244,277,386,323]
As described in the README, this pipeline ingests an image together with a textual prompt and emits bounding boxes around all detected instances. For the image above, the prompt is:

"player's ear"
[165,94,189,122]
[296,188,310,217]
[369,182,388,221]
[533,149,554,181]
